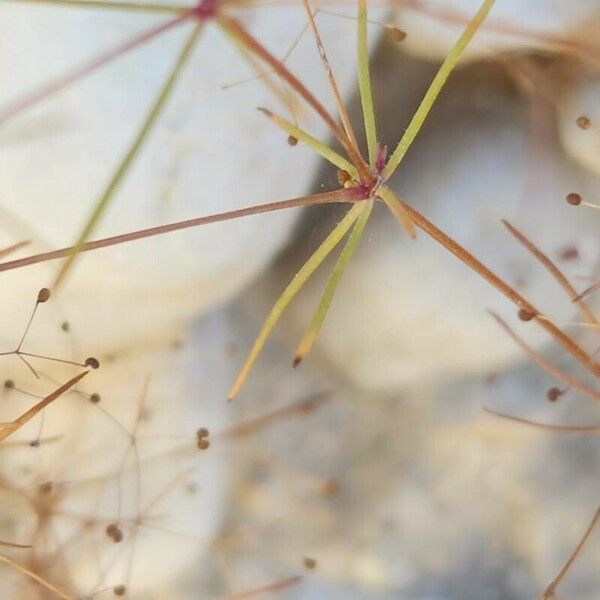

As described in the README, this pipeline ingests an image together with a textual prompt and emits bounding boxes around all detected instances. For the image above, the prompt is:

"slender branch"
[357,0,377,165]
[0,189,360,273]
[383,0,495,180]
[7,0,187,14]
[484,408,600,434]
[0,371,87,443]
[540,506,600,599]
[228,202,366,400]
[398,198,600,376]
[53,23,203,288]
[293,199,372,366]
[488,311,600,402]
[257,107,358,176]
[301,0,362,158]
[502,220,599,327]
[217,13,373,184]
[0,13,193,126]
[0,554,74,600]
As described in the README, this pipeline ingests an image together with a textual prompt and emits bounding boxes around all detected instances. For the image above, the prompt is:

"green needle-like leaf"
[382,0,495,180]
[257,108,358,178]
[293,198,372,366]
[53,23,202,288]
[228,202,365,400]
[357,0,377,166]
[11,0,186,14]
[378,185,415,238]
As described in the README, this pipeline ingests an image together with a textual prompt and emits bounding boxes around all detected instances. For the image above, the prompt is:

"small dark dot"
[89,393,101,404]
[4,379,15,390]
[322,479,340,496]
[337,169,351,186]
[287,135,298,147]
[558,245,579,261]
[303,557,317,570]
[196,427,209,439]
[29,440,40,448]
[389,27,407,43]
[566,192,582,206]
[37,288,51,303]
[546,387,563,402]
[112,529,123,543]
[85,357,100,369]
[113,585,127,596]
[517,308,536,322]
[197,439,210,451]
[61,321,70,332]
[38,481,53,495]
[576,115,591,130]
[106,524,123,543]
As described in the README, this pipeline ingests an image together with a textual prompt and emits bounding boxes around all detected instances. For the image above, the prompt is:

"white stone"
[0,3,375,353]
[264,58,600,393]
[0,308,235,598]
[559,74,600,176]
[394,0,599,63]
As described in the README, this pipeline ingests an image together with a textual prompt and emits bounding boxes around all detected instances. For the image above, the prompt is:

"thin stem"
[257,107,358,177]
[228,202,366,400]
[485,408,600,434]
[383,0,495,180]
[301,0,362,160]
[378,185,416,238]
[0,189,360,273]
[502,220,599,327]
[398,198,600,377]
[541,506,600,599]
[0,371,87,443]
[0,554,74,600]
[0,241,30,259]
[488,311,600,402]
[0,13,193,126]
[357,0,377,165]
[217,13,373,184]
[8,0,187,14]
[52,24,203,288]
[294,199,372,366]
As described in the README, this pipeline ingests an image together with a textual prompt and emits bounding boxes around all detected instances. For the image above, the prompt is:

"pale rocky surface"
[559,73,600,176]
[188,295,600,600]
[393,0,600,63]
[0,3,598,600]
[0,311,232,598]
[264,43,600,393]
[0,2,375,353]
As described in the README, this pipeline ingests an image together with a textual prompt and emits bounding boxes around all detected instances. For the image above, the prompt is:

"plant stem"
[294,198,372,366]
[52,23,202,288]
[9,0,187,14]
[383,0,495,180]
[357,0,377,166]
[0,189,360,273]
[228,202,366,400]
[399,198,600,377]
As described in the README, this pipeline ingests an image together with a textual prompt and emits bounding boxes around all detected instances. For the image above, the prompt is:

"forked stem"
[228,202,366,400]
[398,199,600,376]
[294,199,373,366]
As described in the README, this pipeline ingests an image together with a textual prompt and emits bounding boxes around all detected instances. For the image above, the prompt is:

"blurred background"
[0,1,599,598]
